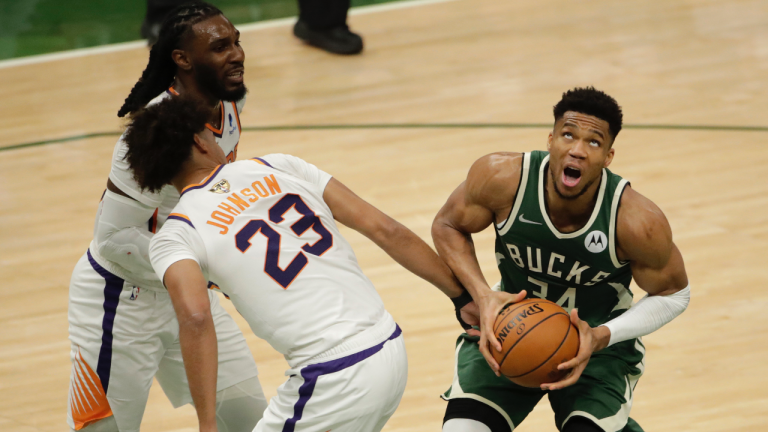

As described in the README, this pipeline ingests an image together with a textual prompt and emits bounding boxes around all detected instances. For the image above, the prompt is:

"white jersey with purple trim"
[149,154,395,368]
[91,89,244,289]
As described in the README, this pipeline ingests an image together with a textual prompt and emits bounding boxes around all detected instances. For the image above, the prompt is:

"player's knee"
[443,399,511,432]
[75,415,118,432]
[214,376,267,432]
[562,416,604,432]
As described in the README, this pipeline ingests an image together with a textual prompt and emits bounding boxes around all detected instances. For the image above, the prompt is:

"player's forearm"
[600,284,690,347]
[431,219,492,301]
[369,219,464,298]
[178,310,219,430]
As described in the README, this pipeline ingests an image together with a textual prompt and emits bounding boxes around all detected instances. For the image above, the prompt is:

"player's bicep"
[163,259,211,321]
[435,180,495,236]
[323,178,390,236]
[619,188,688,295]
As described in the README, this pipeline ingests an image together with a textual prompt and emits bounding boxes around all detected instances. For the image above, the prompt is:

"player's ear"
[547,132,553,151]
[172,49,192,71]
[604,147,615,168]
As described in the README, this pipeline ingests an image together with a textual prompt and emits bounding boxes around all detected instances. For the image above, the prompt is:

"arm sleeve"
[149,218,209,287]
[94,190,158,282]
[108,136,165,208]
[261,154,332,191]
[602,284,690,347]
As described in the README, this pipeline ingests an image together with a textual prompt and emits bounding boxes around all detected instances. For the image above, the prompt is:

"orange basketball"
[491,298,579,388]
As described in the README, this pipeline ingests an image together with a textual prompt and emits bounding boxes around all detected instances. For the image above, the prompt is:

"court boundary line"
[0,0,456,70]
[2,122,765,152]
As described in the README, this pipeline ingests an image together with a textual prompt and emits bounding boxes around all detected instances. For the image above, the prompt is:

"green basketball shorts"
[441,334,646,431]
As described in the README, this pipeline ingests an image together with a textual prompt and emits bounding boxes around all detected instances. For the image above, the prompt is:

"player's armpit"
[163,260,219,430]
[616,186,688,295]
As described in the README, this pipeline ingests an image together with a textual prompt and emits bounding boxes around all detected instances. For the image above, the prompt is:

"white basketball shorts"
[256,325,408,432]
[66,250,259,431]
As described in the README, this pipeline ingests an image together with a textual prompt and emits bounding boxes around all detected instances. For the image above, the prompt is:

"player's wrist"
[450,289,473,310]
[593,325,611,352]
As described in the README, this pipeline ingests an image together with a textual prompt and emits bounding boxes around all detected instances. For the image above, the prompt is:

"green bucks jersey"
[494,151,634,328]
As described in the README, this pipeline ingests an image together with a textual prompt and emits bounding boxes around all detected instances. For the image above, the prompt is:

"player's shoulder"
[466,152,524,205]
[616,185,673,262]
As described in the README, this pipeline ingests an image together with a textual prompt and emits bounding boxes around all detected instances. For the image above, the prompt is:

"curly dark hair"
[123,96,210,192]
[553,87,623,141]
[117,2,222,117]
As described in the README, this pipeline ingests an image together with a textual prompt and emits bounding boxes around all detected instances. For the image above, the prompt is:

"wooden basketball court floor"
[1,0,767,430]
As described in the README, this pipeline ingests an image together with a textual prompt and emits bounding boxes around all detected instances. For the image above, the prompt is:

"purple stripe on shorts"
[282,325,402,432]
[86,249,124,394]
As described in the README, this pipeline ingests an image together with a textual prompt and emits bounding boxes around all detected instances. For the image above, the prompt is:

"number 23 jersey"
[149,154,392,368]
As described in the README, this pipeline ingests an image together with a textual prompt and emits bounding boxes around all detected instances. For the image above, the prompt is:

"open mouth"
[226,69,244,84]
[562,166,582,188]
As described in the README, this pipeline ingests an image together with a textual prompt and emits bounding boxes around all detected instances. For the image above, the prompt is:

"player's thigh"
[548,341,645,432]
[442,335,544,431]
[257,334,408,432]
[156,290,258,408]
[68,253,170,431]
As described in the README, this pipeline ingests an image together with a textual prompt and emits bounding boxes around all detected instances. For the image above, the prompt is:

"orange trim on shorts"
[70,350,113,430]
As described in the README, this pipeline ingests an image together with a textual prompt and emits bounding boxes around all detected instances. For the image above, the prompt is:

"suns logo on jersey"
[210,179,231,194]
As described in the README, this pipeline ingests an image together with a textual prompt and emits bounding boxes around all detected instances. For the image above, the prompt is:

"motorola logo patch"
[585,231,607,253]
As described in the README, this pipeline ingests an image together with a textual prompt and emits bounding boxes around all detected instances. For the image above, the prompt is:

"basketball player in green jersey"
[433,87,690,432]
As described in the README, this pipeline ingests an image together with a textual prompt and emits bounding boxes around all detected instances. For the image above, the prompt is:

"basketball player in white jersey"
[66,4,267,431]
[121,96,477,431]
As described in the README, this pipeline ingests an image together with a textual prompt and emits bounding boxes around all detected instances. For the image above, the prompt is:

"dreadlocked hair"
[117,2,222,117]
[123,96,210,193]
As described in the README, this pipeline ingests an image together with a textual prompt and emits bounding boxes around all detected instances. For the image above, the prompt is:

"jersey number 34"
[234,194,333,288]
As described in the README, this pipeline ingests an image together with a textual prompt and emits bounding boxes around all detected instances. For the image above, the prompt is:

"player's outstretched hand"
[477,289,527,376]
[541,309,610,391]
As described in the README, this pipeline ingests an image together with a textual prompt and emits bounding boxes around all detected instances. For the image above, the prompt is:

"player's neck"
[543,168,601,232]
[172,160,221,195]
[171,77,220,115]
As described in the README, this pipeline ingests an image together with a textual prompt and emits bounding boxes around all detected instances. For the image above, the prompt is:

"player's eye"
[590,140,600,147]
[563,132,572,139]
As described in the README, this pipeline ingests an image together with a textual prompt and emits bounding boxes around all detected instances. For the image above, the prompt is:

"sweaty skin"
[432,111,689,390]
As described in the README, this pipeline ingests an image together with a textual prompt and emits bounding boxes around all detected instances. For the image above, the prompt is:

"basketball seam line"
[509,315,573,379]
[497,312,568,376]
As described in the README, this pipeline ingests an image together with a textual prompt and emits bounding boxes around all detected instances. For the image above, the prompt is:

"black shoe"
[293,20,363,55]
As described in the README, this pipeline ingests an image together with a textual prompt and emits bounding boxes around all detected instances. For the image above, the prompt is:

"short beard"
[195,62,247,102]
[549,165,598,201]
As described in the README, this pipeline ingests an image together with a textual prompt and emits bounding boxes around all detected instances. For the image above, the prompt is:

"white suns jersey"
[149,155,392,367]
[89,89,244,289]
